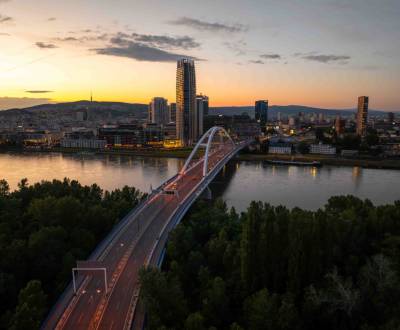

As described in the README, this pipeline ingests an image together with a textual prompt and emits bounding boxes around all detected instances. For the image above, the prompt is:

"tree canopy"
[140,197,400,329]
[0,178,144,329]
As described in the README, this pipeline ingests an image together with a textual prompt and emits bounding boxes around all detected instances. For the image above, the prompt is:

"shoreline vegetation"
[139,198,400,330]
[1,179,399,329]
[0,178,144,329]
[1,146,400,170]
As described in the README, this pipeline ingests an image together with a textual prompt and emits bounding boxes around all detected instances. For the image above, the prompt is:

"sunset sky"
[0,0,399,110]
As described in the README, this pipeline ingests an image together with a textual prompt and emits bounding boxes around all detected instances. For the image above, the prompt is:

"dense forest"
[140,197,400,330]
[0,178,143,329]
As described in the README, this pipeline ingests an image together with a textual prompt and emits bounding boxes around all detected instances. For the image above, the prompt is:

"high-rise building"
[255,100,268,132]
[202,95,209,116]
[195,95,208,138]
[335,116,346,135]
[356,96,369,137]
[169,103,176,123]
[149,97,169,125]
[388,112,395,123]
[176,59,196,145]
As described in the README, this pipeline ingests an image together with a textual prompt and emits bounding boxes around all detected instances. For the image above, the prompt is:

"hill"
[0,101,148,120]
[0,102,391,121]
[210,105,389,118]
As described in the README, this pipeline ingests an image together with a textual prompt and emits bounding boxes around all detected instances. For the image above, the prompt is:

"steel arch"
[180,126,235,177]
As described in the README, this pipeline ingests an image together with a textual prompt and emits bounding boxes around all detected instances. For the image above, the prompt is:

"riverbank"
[0,146,194,158]
[236,153,400,169]
[1,147,399,170]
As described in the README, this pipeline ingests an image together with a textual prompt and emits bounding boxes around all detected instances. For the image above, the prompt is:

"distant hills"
[209,105,389,118]
[0,101,391,119]
[0,101,148,120]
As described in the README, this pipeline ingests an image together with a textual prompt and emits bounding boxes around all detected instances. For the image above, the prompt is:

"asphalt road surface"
[47,144,234,330]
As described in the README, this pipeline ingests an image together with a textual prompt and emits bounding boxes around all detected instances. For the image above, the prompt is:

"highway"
[44,138,239,330]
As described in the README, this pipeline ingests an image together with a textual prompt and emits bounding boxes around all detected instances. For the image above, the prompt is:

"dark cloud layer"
[249,60,264,64]
[296,53,351,64]
[130,33,199,49]
[25,90,54,94]
[260,53,281,59]
[35,42,58,49]
[92,41,199,62]
[54,34,108,43]
[0,14,12,23]
[169,17,247,33]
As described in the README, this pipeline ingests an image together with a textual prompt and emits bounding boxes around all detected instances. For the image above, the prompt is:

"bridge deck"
[42,137,249,330]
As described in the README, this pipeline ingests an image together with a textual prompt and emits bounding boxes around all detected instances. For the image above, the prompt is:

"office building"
[202,95,209,116]
[143,123,163,146]
[176,58,196,145]
[98,124,144,147]
[388,112,395,123]
[195,95,208,139]
[148,97,169,125]
[310,143,336,155]
[335,116,346,135]
[269,142,292,154]
[255,100,268,132]
[356,96,369,137]
[169,103,176,123]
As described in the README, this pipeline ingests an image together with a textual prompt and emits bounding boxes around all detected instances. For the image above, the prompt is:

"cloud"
[55,36,79,42]
[92,41,200,62]
[35,42,58,49]
[0,14,12,23]
[0,32,10,36]
[47,17,56,21]
[130,33,199,49]
[109,33,199,50]
[295,52,351,64]
[260,53,281,60]
[224,40,247,55]
[25,90,54,94]
[54,34,108,43]
[0,97,52,111]
[169,17,247,33]
[249,60,264,64]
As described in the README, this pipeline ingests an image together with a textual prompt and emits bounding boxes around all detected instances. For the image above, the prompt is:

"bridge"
[42,126,251,330]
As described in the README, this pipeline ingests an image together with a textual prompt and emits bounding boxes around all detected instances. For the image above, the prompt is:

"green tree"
[244,288,279,330]
[10,280,47,330]
[0,179,9,196]
[185,312,205,330]
[139,267,187,329]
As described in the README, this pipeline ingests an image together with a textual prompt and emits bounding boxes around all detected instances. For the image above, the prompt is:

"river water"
[0,152,399,211]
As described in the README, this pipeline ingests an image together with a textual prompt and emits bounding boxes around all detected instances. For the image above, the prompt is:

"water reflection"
[1,153,398,212]
[213,160,400,212]
[352,166,362,190]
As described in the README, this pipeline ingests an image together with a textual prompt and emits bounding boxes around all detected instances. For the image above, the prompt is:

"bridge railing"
[41,173,179,329]
[149,140,251,267]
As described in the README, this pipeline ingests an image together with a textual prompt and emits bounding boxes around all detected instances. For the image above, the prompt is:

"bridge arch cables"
[179,126,236,177]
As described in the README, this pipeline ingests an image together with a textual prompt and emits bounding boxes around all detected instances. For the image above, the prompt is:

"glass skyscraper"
[176,58,196,145]
[356,96,368,137]
[148,97,168,125]
[195,95,209,139]
[255,100,268,132]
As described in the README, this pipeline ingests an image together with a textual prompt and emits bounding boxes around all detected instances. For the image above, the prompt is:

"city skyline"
[0,0,400,111]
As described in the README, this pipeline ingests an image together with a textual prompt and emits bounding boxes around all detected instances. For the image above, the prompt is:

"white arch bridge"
[43,127,252,330]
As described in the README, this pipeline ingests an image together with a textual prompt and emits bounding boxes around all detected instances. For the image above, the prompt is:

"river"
[0,152,399,211]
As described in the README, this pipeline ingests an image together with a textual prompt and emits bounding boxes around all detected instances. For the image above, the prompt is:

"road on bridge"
[44,140,238,330]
